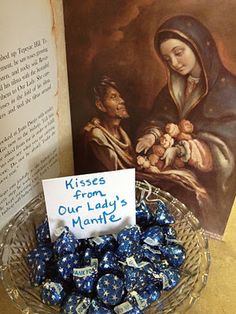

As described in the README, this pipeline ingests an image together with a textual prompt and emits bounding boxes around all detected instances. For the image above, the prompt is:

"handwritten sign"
[42,169,136,240]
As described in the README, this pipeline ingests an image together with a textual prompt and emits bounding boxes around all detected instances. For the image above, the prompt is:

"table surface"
[1,204,236,314]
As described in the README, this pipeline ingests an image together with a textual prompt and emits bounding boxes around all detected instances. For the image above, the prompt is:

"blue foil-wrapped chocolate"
[41,281,65,305]
[136,284,161,308]
[54,226,79,256]
[138,261,155,274]
[27,245,53,266]
[163,226,177,242]
[154,200,175,225]
[30,259,47,286]
[142,244,162,264]
[159,244,186,268]
[153,259,170,272]
[135,200,153,226]
[117,225,141,243]
[116,239,144,263]
[99,251,121,274]
[88,299,113,314]
[159,268,181,291]
[61,293,90,314]
[61,293,83,314]
[90,234,117,254]
[123,265,154,292]
[83,247,97,266]
[74,297,91,313]
[128,288,158,311]
[57,253,80,281]
[96,274,124,306]
[142,225,164,247]
[73,265,98,295]
[36,219,51,244]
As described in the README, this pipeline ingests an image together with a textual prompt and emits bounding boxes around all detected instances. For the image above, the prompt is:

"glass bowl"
[0,180,210,314]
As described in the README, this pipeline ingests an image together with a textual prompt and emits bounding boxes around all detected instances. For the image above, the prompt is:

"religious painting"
[63,0,236,239]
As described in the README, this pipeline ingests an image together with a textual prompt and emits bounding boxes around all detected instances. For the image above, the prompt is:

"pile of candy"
[26,199,186,313]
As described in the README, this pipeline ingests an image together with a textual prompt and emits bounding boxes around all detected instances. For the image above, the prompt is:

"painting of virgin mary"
[64,1,236,238]
[136,15,236,237]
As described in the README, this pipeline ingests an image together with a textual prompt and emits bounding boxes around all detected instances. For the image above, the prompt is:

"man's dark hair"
[93,75,118,102]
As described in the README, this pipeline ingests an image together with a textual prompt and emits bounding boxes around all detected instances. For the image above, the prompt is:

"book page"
[0,0,73,229]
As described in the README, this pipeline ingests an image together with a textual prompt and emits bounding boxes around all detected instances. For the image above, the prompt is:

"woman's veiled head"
[154,16,221,87]
[159,35,201,77]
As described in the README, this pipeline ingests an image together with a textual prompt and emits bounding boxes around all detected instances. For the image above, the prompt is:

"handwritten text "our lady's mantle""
[57,176,128,230]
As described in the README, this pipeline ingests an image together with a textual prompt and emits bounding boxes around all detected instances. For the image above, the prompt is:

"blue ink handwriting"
[65,176,106,190]
[72,206,122,229]
[73,189,106,200]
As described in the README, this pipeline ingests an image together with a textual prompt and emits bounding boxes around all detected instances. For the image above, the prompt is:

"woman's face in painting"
[160,38,201,77]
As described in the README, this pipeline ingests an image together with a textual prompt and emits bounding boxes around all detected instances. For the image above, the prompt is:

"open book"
[1,0,236,240]
[0,0,73,230]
